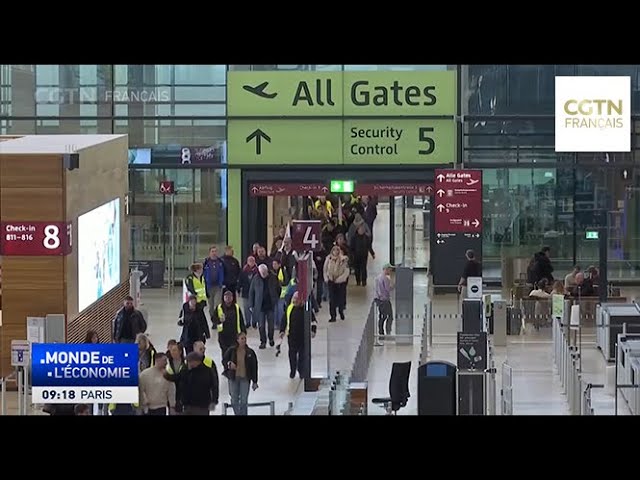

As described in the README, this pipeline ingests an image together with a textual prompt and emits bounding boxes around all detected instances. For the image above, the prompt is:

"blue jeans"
[242,298,254,327]
[228,377,251,415]
[274,298,285,329]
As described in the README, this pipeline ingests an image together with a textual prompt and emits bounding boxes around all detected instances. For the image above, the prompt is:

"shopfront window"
[129,167,227,281]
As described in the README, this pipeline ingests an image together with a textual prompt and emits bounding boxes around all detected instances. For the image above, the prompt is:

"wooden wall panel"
[65,136,129,320]
[0,153,65,378]
[1,257,63,290]
[0,188,64,219]
[0,155,63,188]
[67,280,130,344]
[0,288,64,377]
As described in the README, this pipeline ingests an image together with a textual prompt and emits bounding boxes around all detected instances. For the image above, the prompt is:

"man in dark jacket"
[178,294,210,354]
[255,246,271,267]
[350,225,375,286]
[212,289,246,360]
[113,296,146,343]
[203,245,225,319]
[362,195,378,241]
[457,249,482,298]
[280,291,317,379]
[532,246,554,286]
[279,237,298,281]
[179,352,219,416]
[221,246,241,298]
[248,264,281,349]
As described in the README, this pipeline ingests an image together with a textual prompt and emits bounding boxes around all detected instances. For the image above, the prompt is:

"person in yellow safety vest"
[136,333,157,372]
[190,341,220,410]
[164,341,186,413]
[178,294,210,354]
[185,262,208,306]
[314,195,333,216]
[212,289,246,361]
[279,291,317,379]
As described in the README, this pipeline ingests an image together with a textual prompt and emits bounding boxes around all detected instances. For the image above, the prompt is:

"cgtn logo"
[555,76,631,153]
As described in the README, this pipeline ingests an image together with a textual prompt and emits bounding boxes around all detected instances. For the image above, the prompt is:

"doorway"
[239,167,434,268]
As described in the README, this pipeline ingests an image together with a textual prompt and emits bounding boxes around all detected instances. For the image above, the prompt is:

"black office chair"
[371,361,412,415]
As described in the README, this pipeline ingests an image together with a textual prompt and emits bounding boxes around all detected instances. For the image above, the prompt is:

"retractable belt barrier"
[552,316,604,415]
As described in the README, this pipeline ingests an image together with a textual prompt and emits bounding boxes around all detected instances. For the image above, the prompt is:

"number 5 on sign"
[291,220,322,253]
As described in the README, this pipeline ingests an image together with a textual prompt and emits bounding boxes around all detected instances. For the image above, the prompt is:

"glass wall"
[465,65,640,283]
[3,64,640,284]
[129,167,227,275]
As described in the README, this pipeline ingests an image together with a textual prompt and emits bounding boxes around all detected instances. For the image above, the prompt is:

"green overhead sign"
[228,120,342,165]
[585,230,599,240]
[330,180,355,193]
[226,70,457,165]
[227,71,456,117]
[227,119,455,165]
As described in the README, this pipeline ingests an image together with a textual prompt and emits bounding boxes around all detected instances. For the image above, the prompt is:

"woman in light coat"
[323,245,350,322]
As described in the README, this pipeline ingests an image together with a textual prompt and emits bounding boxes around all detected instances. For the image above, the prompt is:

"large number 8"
[43,225,60,250]
[418,127,435,155]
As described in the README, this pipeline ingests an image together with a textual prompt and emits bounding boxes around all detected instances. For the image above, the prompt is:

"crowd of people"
[526,245,602,298]
[43,194,387,416]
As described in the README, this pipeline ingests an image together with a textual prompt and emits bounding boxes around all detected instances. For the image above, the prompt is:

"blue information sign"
[31,343,139,404]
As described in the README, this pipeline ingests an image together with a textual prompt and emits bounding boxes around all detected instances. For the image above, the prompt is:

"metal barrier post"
[501,362,513,415]
[0,378,5,416]
[394,266,414,346]
[24,365,29,415]
[428,301,433,349]
[487,363,497,415]
[17,369,23,416]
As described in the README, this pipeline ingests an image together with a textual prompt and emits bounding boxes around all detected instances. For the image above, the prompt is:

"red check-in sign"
[0,221,72,256]
[434,170,482,234]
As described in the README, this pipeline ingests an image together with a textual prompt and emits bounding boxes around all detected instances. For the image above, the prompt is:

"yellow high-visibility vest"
[192,275,207,303]
[314,199,333,214]
[284,303,296,336]
[280,278,295,299]
[203,356,214,369]
[216,303,241,333]
[166,362,184,376]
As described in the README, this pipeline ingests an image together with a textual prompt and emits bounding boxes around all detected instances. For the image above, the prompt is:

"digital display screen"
[78,198,120,311]
[128,148,151,165]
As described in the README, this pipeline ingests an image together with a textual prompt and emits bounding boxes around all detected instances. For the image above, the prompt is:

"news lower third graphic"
[31,343,139,404]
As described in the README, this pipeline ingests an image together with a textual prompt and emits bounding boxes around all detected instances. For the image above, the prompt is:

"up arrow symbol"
[246,129,271,155]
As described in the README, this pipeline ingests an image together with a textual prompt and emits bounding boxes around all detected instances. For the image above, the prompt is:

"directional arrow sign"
[246,128,271,155]
[434,169,482,234]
